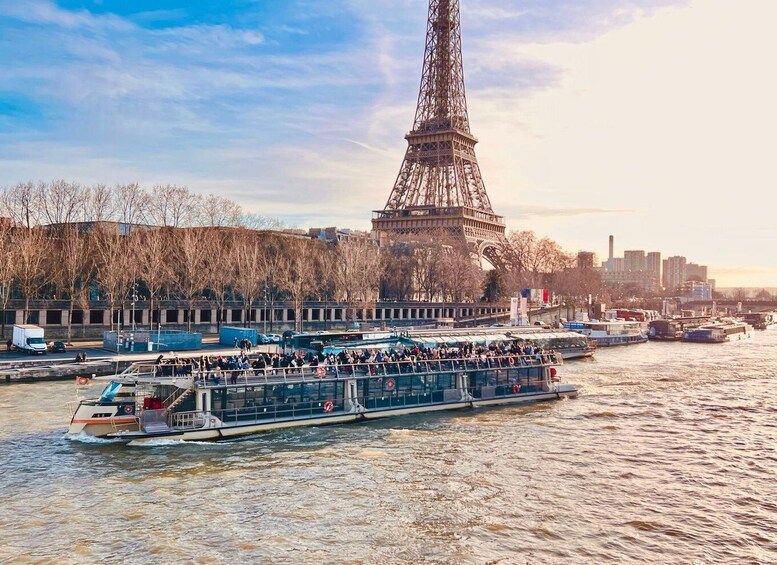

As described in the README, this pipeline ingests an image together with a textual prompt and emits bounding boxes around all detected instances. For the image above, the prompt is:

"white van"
[12,324,47,355]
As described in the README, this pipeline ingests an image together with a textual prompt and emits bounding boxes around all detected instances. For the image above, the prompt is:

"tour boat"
[506,329,596,360]
[68,353,577,443]
[563,320,648,347]
[682,320,754,343]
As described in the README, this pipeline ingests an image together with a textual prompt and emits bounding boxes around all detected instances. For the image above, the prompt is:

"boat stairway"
[166,389,193,411]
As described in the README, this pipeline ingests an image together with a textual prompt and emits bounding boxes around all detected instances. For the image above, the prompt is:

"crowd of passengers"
[155,341,558,384]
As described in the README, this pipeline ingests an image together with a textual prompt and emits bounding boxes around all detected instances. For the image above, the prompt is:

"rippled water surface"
[2,331,777,564]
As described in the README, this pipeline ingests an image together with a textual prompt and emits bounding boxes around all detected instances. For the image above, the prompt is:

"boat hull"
[108,386,578,443]
[590,335,648,347]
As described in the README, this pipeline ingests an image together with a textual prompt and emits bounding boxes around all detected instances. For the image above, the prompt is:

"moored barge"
[564,320,648,347]
[682,321,754,343]
[68,352,577,443]
[737,311,777,331]
[648,316,711,341]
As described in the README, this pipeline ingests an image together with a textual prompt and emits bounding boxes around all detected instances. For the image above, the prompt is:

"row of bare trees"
[0,181,280,230]
[0,181,601,339]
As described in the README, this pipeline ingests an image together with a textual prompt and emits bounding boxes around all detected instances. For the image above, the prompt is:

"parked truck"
[12,324,47,355]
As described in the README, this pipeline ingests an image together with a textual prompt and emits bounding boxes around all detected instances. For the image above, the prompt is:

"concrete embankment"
[0,359,131,384]
[0,344,280,385]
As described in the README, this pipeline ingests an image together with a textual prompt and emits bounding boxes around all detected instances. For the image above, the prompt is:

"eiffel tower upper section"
[372,0,506,260]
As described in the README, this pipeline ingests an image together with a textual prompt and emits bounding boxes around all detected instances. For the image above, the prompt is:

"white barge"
[682,321,754,343]
[68,353,577,443]
[564,320,648,347]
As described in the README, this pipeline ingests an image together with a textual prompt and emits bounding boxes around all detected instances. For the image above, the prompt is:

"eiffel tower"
[372,0,509,267]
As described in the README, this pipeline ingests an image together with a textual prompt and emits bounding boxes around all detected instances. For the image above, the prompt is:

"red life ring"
[512,384,520,394]
[508,357,515,366]
[323,400,334,413]
[76,376,90,386]
[315,366,326,378]
[385,378,395,391]
[123,404,133,414]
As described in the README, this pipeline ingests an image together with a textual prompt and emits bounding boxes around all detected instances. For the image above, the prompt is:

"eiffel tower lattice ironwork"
[372,0,509,267]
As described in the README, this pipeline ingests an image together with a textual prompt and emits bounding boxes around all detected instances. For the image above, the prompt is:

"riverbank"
[0,340,280,384]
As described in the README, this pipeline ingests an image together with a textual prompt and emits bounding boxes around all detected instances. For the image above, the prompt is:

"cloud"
[499,203,632,221]
[0,0,775,286]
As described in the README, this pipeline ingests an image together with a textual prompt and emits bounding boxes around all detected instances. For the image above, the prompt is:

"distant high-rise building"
[685,263,708,282]
[577,251,595,270]
[612,258,624,272]
[602,235,616,271]
[646,252,661,277]
[624,250,647,272]
[663,256,687,292]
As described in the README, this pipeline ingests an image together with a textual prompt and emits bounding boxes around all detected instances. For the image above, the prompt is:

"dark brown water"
[1,330,776,564]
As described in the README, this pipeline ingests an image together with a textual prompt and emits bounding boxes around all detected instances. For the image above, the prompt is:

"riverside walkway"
[0,338,280,384]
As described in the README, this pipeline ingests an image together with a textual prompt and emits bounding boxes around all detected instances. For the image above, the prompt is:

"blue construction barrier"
[219,326,258,347]
[104,329,203,352]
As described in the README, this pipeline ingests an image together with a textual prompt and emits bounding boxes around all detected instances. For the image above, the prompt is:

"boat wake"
[127,438,222,448]
[64,432,124,445]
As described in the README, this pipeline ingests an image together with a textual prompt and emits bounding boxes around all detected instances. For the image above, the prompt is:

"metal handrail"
[188,352,561,387]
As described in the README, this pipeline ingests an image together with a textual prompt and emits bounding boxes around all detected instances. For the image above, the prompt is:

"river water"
[1,330,776,564]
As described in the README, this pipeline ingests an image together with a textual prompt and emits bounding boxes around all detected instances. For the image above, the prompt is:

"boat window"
[318,381,337,401]
[99,382,122,402]
[435,374,454,390]
[396,376,414,394]
[266,384,286,405]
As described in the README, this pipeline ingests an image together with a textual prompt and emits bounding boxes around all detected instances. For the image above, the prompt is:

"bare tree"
[85,183,117,222]
[505,230,573,294]
[116,183,148,231]
[439,240,482,303]
[241,213,284,231]
[755,288,773,301]
[38,180,86,225]
[198,195,243,228]
[133,227,173,335]
[379,240,416,301]
[333,238,382,322]
[170,228,209,331]
[202,228,238,330]
[263,237,288,332]
[280,239,319,332]
[91,224,131,333]
[147,184,197,228]
[15,227,48,323]
[412,235,446,302]
[0,221,16,339]
[50,225,90,343]
[732,288,749,301]
[1,182,41,228]
[232,230,270,328]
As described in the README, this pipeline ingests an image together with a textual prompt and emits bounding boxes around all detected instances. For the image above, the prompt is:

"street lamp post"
[131,283,138,332]
[263,284,268,335]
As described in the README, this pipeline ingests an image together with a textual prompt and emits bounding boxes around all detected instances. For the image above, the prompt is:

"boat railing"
[170,411,206,430]
[191,352,561,389]
[66,400,79,418]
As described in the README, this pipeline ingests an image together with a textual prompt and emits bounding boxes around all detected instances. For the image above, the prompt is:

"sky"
[0,0,775,287]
